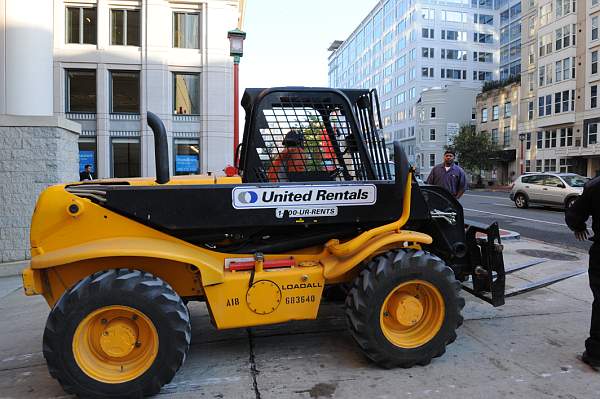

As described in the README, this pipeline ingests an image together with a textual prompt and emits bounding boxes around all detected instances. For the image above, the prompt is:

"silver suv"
[509,173,588,209]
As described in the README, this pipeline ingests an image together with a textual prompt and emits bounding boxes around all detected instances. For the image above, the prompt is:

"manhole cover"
[516,249,579,261]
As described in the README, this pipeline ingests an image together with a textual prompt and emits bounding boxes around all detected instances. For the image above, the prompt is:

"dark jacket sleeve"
[565,186,592,232]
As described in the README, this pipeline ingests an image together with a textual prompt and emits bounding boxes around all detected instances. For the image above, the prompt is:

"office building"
[327,0,499,167]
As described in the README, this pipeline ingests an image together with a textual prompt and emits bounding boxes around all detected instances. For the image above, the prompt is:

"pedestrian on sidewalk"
[425,149,467,199]
[79,164,93,181]
[566,176,600,369]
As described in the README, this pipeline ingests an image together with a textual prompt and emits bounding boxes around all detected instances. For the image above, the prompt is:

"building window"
[528,101,534,120]
[491,129,499,145]
[559,158,569,173]
[422,8,435,20]
[473,33,494,43]
[79,137,97,178]
[589,123,598,145]
[441,49,468,60]
[537,131,543,148]
[422,28,434,39]
[442,30,467,41]
[592,85,598,109]
[503,127,510,146]
[66,7,97,44]
[111,137,141,177]
[421,67,434,77]
[482,108,488,122]
[111,71,140,114]
[504,102,512,117]
[173,12,200,49]
[492,105,499,120]
[422,47,434,58]
[441,68,466,79]
[545,130,557,148]
[593,51,599,75]
[431,107,436,118]
[593,16,599,41]
[430,128,436,141]
[555,92,562,114]
[536,159,543,172]
[474,51,493,63]
[429,153,436,167]
[66,69,96,113]
[560,127,573,146]
[526,132,532,150]
[471,108,476,120]
[525,160,531,172]
[174,138,200,175]
[111,9,140,46]
[475,13,494,24]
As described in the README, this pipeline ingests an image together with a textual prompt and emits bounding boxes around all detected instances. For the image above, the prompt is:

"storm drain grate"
[516,249,580,261]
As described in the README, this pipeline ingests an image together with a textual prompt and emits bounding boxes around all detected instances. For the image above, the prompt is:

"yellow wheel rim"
[380,280,445,349]
[72,305,159,384]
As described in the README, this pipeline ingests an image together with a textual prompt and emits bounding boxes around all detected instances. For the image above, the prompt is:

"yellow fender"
[30,237,224,286]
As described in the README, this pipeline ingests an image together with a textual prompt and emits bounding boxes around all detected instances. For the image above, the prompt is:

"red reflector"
[228,258,296,271]
[224,165,238,177]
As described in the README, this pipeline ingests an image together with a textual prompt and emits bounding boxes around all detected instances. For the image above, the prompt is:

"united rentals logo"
[237,190,259,204]
[232,184,377,209]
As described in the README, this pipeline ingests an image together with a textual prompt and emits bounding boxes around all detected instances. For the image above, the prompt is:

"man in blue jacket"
[425,150,467,199]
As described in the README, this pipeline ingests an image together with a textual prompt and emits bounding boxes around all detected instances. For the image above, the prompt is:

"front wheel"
[43,269,191,398]
[514,193,528,209]
[345,249,464,368]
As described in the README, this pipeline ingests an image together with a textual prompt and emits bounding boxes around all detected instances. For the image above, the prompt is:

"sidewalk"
[0,260,28,278]
[0,237,597,398]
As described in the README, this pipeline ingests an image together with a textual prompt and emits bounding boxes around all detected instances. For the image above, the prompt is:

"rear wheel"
[565,197,577,209]
[514,193,528,209]
[43,269,191,398]
[345,249,464,368]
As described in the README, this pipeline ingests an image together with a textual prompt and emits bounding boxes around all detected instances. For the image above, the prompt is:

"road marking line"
[492,203,514,208]
[463,208,569,227]
[463,193,512,200]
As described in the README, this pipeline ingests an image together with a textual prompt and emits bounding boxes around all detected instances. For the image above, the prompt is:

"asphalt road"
[459,190,592,251]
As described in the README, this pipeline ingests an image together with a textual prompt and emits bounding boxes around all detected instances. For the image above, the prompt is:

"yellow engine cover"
[204,265,324,329]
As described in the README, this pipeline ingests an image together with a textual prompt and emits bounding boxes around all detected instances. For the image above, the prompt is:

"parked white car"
[509,173,588,209]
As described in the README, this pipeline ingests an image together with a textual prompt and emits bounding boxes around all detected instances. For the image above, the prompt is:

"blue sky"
[240,0,378,90]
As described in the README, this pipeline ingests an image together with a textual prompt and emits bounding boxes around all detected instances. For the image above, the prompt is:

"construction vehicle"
[21,87,582,398]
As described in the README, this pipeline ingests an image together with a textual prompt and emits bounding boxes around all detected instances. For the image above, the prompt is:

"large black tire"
[43,269,191,398]
[345,249,464,368]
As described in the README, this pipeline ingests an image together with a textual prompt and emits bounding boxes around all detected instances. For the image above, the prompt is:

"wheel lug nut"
[383,311,389,317]
[101,318,107,324]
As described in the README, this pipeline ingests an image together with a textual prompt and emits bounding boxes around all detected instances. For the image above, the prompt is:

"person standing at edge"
[425,149,467,199]
[566,176,600,369]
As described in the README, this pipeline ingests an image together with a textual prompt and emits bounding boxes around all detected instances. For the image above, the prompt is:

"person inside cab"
[267,130,307,182]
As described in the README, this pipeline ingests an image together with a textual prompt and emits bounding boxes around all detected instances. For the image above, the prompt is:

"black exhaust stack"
[147,112,170,184]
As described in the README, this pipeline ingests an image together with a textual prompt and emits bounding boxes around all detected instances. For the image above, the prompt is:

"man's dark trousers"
[588,245,600,358]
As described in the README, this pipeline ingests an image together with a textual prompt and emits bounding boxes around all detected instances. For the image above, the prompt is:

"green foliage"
[302,117,327,171]
[445,125,501,174]
[482,74,521,93]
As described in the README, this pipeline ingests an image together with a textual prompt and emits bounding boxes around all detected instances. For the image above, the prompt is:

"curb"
[0,260,29,278]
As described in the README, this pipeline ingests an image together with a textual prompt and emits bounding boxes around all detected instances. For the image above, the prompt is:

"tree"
[446,125,500,179]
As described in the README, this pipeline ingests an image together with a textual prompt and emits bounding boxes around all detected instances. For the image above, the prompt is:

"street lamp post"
[519,132,526,175]
[228,28,246,161]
